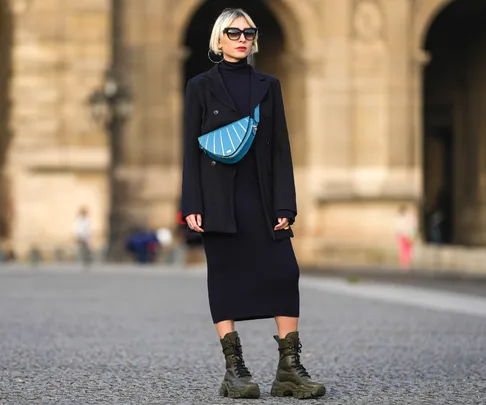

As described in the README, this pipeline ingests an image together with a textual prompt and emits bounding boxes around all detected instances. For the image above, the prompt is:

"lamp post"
[88,69,132,260]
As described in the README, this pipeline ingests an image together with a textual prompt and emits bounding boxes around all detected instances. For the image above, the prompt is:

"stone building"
[1,0,486,271]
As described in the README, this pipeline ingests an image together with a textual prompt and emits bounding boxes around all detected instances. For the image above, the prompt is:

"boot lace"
[233,342,251,378]
[292,342,311,378]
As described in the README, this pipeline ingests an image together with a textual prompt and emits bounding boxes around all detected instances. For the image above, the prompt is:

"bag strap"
[253,104,260,124]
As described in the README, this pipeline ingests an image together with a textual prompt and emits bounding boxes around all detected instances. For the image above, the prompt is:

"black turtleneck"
[218,58,294,223]
[218,58,251,117]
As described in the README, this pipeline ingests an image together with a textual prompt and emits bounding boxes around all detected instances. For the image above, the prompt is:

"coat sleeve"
[181,79,204,220]
[276,209,295,225]
[272,79,297,220]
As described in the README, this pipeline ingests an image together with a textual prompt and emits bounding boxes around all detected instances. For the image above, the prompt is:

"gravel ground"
[0,265,485,404]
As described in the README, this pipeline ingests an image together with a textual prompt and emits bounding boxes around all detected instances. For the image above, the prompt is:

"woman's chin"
[229,52,249,60]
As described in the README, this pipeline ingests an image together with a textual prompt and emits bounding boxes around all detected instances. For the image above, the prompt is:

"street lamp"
[88,69,132,260]
[89,70,132,125]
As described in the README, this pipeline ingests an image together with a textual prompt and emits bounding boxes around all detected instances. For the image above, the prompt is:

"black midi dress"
[202,59,300,324]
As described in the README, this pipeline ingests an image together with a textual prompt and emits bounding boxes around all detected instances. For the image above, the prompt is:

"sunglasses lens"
[226,29,242,40]
[244,29,257,40]
[225,28,258,41]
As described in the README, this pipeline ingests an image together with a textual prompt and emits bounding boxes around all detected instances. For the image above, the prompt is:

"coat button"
[211,160,216,166]
[213,110,219,115]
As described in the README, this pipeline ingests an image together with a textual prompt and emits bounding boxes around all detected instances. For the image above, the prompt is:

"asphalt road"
[0,264,485,404]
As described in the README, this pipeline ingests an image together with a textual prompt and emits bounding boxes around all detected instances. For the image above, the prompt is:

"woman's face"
[220,17,253,62]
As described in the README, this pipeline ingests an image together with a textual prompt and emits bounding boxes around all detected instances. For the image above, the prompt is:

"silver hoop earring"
[208,49,223,64]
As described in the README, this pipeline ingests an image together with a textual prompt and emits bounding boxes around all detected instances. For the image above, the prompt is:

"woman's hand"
[274,217,290,231]
[186,214,204,233]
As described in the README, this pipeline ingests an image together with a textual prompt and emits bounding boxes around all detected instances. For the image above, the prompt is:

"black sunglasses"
[223,27,258,41]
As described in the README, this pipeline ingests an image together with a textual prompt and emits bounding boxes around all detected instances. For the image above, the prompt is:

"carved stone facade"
[2,0,486,272]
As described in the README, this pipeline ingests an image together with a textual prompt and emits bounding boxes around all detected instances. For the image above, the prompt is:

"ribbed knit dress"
[202,58,300,324]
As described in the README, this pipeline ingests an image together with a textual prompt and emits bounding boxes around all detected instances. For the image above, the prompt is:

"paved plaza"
[0,264,485,404]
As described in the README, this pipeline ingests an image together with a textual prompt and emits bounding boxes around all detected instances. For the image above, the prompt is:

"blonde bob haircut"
[209,8,259,56]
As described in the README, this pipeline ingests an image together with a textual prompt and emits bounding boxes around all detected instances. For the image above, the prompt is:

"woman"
[395,205,417,269]
[181,8,326,400]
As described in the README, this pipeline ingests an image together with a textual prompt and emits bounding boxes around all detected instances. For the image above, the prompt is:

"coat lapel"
[249,66,270,116]
[206,63,271,116]
[207,64,237,112]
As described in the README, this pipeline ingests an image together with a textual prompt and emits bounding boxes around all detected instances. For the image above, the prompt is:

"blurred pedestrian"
[125,228,160,264]
[395,205,416,269]
[181,8,325,400]
[429,205,443,244]
[74,207,92,266]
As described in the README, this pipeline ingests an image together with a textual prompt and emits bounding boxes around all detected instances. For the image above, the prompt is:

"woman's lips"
[236,47,247,51]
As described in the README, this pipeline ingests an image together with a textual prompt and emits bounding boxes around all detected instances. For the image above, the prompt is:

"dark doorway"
[423,120,454,244]
[183,0,285,85]
[422,0,486,245]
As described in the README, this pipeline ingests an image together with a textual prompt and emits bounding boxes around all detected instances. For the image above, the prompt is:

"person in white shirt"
[74,207,92,266]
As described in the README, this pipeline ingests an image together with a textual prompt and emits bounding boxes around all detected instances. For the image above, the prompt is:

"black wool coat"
[181,64,297,240]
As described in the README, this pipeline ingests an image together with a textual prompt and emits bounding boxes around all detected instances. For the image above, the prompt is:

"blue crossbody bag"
[198,105,260,164]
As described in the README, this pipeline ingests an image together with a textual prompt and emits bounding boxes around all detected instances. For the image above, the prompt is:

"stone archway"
[0,0,13,244]
[420,0,486,246]
[174,0,310,55]
[414,0,455,49]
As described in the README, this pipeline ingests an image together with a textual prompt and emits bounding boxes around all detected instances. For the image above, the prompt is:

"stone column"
[383,0,419,198]
[318,0,354,196]
[279,53,307,167]
[292,0,353,265]
[287,51,326,263]
[119,0,186,229]
[350,0,388,196]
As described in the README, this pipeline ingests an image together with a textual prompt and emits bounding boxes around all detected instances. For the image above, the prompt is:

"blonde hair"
[209,8,259,56]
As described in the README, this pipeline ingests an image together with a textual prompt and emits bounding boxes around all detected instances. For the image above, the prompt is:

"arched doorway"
[422,0,486,246]
[0,0,13,244]
[183,0,305,165]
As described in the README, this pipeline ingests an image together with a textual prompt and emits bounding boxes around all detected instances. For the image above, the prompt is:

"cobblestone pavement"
[0,264,485,404]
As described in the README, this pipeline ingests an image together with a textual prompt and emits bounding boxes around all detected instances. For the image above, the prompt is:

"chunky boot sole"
[219,381,260,399]
[271,380,326,399]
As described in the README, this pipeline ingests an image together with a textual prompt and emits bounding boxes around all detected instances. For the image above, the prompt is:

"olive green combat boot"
[219,331,260,399]
[271,331,326,399]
